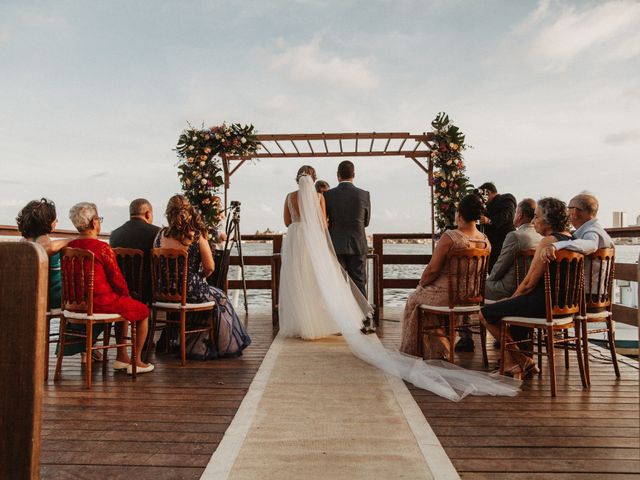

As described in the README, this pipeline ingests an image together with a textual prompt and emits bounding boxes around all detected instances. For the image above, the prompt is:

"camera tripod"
[223,203,248,313]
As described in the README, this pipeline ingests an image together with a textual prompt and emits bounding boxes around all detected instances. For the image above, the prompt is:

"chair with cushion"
[500,249,587,397]
[44,301,61,382]
[150,248,216,366]
[54,247,137,388]
[578,248,617,386]
[419,247,490,365]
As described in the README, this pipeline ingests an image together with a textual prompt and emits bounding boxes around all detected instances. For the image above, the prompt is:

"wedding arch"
[175,114,472,238]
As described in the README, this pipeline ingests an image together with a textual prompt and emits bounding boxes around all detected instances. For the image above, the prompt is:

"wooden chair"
[419,247,490,365]
[44,300,61,382]
[500,250,587,397]
[113,248,144,300]
[54,247,137,388]
[150,248,216,366]
[577,248,618,386]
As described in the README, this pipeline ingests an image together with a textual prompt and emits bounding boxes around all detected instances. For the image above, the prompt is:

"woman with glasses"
[67,202,154,374]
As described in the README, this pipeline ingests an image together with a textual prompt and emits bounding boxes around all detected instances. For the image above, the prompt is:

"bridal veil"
[283,175,520,401]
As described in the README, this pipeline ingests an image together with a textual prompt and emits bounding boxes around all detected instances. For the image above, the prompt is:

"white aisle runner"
[201,334,459,480]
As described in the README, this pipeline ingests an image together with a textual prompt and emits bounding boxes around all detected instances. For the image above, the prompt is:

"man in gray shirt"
[486,198,542,300]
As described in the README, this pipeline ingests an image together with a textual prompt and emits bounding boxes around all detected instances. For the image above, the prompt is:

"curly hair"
[537,197,570,232]
[164,195,206,244]
[296,165,317,183]
[16,198,57,238]
[457,193,486,223]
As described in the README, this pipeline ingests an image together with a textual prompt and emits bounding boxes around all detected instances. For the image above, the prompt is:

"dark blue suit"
[323,181,371,295]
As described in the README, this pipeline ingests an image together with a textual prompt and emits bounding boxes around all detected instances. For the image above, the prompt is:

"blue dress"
[154,230,251,360]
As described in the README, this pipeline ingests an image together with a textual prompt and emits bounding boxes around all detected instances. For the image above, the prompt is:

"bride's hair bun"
[296,165,317,183]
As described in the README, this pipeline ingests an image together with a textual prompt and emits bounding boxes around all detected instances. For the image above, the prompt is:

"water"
[235,242,640,309]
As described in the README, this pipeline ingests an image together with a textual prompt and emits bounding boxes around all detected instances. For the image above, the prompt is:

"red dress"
[67,238,148,322]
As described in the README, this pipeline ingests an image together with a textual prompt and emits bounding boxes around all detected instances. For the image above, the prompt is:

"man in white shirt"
[540,193,613,262]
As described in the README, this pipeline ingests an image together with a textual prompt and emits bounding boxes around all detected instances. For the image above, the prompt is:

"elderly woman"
[67,202,153,374]
[400,193,490,359]
[154,195,251,359]
[479,197,573,379]
[16,199,102,361]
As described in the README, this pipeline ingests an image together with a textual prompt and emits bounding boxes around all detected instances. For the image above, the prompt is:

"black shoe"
[493,339,500,349]
[360,327,375,335]
[454,337,475,352]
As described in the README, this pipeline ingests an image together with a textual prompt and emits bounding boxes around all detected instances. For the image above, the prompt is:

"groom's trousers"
[336,254,367,297]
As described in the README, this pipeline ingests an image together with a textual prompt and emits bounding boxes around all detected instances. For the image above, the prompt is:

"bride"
[278,165,520,401]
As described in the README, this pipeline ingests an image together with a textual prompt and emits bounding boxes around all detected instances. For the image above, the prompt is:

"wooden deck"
[41,309,639,479]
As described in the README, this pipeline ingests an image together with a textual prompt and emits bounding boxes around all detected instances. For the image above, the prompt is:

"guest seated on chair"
[486,198,542,301]
[16,198,101,362]
[479,197,572,379]
[67,202,154,374]
[153,195,251,360]
[539,193,613,262]
[17,198,69,310]
[109,198,161,304]
[400,193,490,359]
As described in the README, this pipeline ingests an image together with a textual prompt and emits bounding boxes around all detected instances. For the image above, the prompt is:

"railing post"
[372,234,384,320]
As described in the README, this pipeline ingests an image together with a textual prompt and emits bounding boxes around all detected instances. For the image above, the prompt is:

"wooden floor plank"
[41,308,640,477]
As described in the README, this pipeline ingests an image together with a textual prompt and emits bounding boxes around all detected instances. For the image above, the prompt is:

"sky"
[1,0,639,234]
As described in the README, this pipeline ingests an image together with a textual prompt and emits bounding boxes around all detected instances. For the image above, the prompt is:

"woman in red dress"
[67,202,154,374]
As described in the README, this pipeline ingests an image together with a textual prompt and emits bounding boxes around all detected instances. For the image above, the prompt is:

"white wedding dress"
[278,175,521,401]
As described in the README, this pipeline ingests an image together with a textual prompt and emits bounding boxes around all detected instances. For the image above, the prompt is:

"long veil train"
[285,175,520,401]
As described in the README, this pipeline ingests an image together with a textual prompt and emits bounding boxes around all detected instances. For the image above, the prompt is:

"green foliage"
[428,112,472,232]
[175,123,259,228]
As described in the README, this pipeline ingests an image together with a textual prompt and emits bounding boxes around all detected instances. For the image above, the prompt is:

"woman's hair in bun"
[457,193,486,222]
[296,165,317,183]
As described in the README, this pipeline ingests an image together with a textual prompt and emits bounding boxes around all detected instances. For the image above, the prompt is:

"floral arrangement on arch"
[175,123,259,229]
[427,112,473,232]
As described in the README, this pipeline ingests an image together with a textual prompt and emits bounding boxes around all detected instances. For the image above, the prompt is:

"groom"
[323,160,371,299]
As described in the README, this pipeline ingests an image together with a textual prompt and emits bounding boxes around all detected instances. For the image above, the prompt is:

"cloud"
[270,37,379,91]
[106,197,130,207]
[516,0,640,71]
[0,199,24,208]
[603,130,640,145]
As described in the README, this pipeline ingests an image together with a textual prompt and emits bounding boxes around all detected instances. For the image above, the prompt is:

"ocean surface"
[232,242,640,309]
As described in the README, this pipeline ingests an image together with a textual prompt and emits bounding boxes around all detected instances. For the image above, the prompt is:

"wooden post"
[0,242,48,479]
[372,234,384,320]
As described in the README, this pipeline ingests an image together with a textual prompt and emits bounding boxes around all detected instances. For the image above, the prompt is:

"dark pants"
[336,254,367,297]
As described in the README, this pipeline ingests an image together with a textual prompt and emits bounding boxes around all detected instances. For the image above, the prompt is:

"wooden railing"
[0,225,110,240]
[373,228,640,327]
[3,224,638,326]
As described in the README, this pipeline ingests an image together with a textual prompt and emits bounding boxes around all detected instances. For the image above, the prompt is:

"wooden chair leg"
[563,329,570,369]
[448,312,455,363]
[499,322,507,376]
[581,319,591,387]
[209,311,215,356]
[574,323,588,388]
[547,326,557,397]
[130,321,137,379]
[54,317,67,381]
[607,318,621,378]
[102,322,110,375]
[44,316,51,381]
[537,328,543,375]
[86,320,93,389]
[480,323,488,368]
[180,310,187,367]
